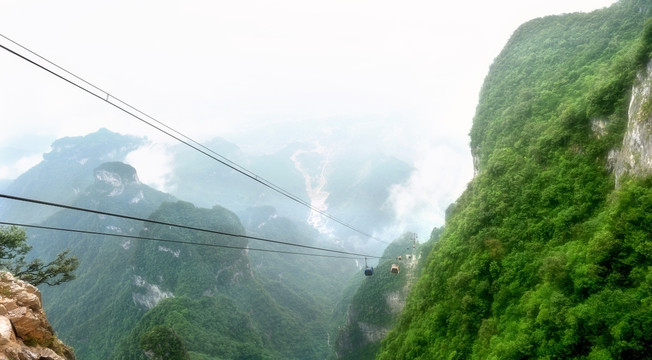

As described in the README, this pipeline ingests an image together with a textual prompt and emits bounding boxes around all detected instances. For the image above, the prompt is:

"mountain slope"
[18,159,361,359]
[29,161,176,358]
[241,205,358,359]
[379,1,652,359]
[111,201,357,360]
[0,126,412,359]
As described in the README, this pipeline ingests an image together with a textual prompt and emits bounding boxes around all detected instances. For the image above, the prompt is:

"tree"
[139,326,190,360]
[0,225,79,286]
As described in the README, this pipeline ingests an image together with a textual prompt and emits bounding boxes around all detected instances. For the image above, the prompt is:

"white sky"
[0,0,618,234]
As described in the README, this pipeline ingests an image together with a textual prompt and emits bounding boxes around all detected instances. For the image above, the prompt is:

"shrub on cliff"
[0,225,78,286]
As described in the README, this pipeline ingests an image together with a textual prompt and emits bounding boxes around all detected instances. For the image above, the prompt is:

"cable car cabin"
[398,256,402,261]
[364,266,374,276]
[390,264,399,274]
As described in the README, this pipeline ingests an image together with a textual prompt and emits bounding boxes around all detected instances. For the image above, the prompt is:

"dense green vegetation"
[111,201,357,360]
[348,234,418,328]
[138,325,190,360]
[22,161,358,359]
[29,162,177,358]
[379,1,652,359]
[242,206,356,359]
[118,296,266,360]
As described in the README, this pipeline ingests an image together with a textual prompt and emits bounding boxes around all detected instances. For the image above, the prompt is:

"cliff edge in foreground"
[0,271,75,360]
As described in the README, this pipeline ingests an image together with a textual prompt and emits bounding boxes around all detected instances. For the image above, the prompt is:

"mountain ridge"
[378,1,652,358]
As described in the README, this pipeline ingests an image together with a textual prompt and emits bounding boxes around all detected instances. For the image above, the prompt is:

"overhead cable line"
[0,221,363,260]
[0,194,388,259]
[0,34,387,245]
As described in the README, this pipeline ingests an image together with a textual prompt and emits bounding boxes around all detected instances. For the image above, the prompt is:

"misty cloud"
[387,143,473,237]
[125,143,176,193]
[0,154,43,180]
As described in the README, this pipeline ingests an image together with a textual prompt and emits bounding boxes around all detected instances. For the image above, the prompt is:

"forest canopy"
[379,1,652,359]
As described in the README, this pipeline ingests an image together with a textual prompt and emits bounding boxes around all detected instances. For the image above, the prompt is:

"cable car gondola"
[390,264,399,274]
[364,258,374,276]
[364,266,374,276]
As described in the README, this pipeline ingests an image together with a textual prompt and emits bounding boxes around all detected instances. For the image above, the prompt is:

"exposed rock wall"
[0,272,75,360]
[611,59,652,187]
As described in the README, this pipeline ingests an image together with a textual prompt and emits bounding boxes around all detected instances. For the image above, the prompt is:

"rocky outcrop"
[94,162,141,197]
[611,59,652,187]
[132,275,174,310]
[0,272,75,360]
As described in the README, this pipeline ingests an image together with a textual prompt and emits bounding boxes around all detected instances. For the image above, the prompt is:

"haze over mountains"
[0,125,441,250]
[0,107,450,360]
[5,0,652,359]
[126,115,470,242]
[0,128,380,359]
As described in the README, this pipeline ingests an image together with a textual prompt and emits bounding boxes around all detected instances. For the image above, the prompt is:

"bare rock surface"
[611,59,652,186]
[0,271,75,360]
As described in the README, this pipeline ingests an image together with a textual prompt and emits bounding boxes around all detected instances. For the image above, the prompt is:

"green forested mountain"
[111,201,282,360]
[29,161,177,358]
[0,121,420,359]
[22,160,360,359]
[379,1,652,359]
[241,205,356,359]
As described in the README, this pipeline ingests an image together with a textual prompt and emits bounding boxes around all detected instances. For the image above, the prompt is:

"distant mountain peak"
[44,128,144,162]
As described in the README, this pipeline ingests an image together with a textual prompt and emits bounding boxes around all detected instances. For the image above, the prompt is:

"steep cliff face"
[612,59,652,186]
[0,272,75,360]
[93,162,142,197]
[379,1,652,359]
